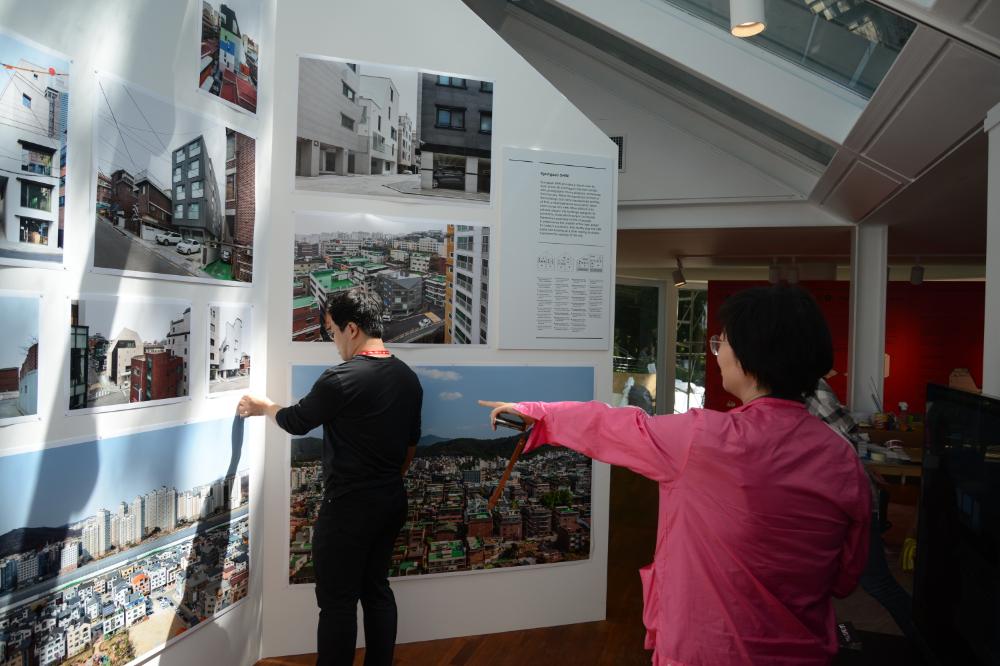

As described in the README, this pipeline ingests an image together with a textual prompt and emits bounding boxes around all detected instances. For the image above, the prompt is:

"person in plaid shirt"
[806,377,926,653]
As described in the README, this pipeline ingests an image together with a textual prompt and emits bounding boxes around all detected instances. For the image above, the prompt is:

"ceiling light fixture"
[730,0,766,37]
[673,257,686,288]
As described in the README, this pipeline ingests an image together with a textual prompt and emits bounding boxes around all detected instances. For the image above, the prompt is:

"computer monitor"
[913,384,1000,664]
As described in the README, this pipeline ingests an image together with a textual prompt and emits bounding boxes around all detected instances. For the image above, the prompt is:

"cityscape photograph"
[0,419,250,666]
[69,298,191,411]
[199,0,260,114]
[208,303,251,394]
[0,292,39,423]
[293,211,491,345]
[289,364,594,584]
[0,31,69,266]
[94,75,256,284]
[296,57,493,204]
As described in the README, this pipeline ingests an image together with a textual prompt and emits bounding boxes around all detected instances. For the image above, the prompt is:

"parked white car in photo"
[176,239,202,255]
[156,231,182,245]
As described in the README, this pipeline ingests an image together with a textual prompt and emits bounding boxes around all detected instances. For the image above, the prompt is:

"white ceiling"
[470,0,1000,267]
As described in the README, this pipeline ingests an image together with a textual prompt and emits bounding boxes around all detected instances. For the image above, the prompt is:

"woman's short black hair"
[325,290,385,339]
[718,285,832,400]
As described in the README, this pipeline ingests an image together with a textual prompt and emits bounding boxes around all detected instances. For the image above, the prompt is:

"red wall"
[704,281,984,414]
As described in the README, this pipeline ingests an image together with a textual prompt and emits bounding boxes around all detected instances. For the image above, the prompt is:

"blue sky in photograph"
[0,294,38,369]
[291,364,594,441]
[0,31,69,82]
[77,297,187,343]
[0,418,248,534]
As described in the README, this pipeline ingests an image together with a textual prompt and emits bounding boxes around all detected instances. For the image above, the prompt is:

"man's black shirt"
[276,355,422,498]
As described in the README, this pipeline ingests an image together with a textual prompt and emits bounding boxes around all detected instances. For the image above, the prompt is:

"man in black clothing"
[238,291,422,666]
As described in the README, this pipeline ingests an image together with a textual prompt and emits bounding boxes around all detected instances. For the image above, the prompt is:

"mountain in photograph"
[290,436,323,463]
[0,526,80,560]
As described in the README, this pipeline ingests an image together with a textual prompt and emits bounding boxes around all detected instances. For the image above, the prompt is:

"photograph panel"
[69,297,192,413]
[0,292,40,425]
[0,418,250,666]
[289,364,594,584]
[199,0,261,115]
[296,57,493,205]
[208,303,252,395]
[0,31,69,268]
[293,212,490,346]
[94,74,256,284]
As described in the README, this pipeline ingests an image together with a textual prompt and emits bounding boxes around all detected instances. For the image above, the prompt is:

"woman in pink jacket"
[483,286,871,665]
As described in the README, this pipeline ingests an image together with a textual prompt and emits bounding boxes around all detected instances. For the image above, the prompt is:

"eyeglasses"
[709,335,725,356]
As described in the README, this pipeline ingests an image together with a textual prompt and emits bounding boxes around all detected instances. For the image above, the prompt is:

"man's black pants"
[313,482,407,666]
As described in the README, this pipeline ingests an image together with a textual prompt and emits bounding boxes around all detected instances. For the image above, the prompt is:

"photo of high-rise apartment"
[293,211,490,345]
[0,31,69,267]
[0,419,250,666]
[0,292,39,424]
[70,298,191,412]
[295,57,493,205]
[94,75,256,284]
[208,303,251,394]
[289,365,594,584]
[200,0,260,114]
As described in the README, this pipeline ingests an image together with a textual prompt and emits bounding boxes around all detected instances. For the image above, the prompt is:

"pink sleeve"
[514,401,699,484]
[832,462,873,598]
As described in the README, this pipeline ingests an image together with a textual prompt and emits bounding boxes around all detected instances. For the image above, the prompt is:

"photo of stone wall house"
[295,57,493,205]
[200,0,260,114]
[70,298,191,411]
[208,304,251,393]
[0,293,39,422]
[293,212,490,345]
[0,32,69,266]
[94,75,256,284]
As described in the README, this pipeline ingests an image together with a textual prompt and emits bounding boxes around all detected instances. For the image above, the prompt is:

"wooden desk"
[863,460,922,482]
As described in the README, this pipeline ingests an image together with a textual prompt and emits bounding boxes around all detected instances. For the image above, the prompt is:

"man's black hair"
[718,285,833,401]
[325,290,385,339]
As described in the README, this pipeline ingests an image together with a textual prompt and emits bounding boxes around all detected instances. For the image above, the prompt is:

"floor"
[257,467,925,666]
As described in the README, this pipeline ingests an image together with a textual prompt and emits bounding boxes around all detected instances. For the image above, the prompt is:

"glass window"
[659,0,916,99]
[675,288,707,414]
[436,107,465,130]
[437,76,466,88]
[480,81,493,93]
[347,63,357,72]
[340,113,354,130]
[175,148,185,163]
[188,160,200,178]
[226,175,235,201]
[21,94,30,108]
[173,166,182,181]
[479,112,492,134]
[342,81,355,101]
[192,180,204,198]
[175,185,185,200]
[189,142,201,157]
[20,181,52,211]
[226,133,235,160]
[188,202,200,219]
[614,283,661,414]
[175,204,184,218]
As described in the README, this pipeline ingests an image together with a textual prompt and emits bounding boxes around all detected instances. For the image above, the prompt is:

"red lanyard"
[356,349,391,358]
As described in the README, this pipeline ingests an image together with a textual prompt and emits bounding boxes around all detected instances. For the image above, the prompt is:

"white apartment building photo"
[449,225,489,345]
[358,75,399,175]
[0,53,68,259]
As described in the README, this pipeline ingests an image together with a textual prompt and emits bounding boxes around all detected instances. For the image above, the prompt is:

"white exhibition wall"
[0,0,619,663]
[0,1,274,665]
[262,0,617,658]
